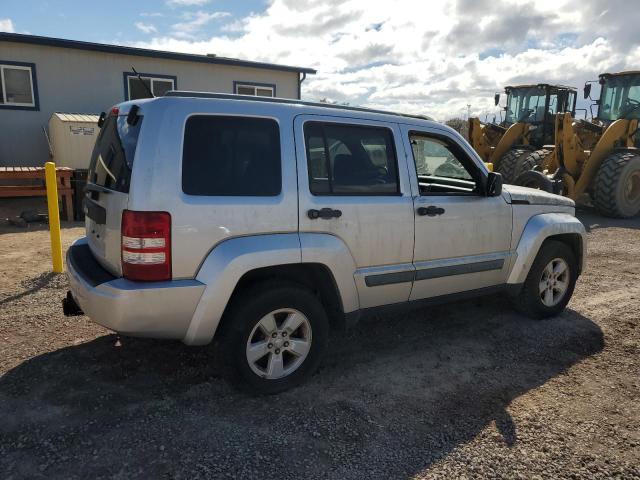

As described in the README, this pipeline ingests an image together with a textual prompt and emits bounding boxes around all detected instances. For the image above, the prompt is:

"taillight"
[121,210,171,281]
[111,106,120,115]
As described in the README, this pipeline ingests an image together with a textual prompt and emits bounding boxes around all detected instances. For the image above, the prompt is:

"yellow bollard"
[45,162,63,273]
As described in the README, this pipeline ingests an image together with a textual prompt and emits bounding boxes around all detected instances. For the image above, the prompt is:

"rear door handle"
[417,205,445,216]
[308,208,342,220]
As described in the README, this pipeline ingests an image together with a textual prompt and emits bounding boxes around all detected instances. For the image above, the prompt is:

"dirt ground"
[0,204,638,479]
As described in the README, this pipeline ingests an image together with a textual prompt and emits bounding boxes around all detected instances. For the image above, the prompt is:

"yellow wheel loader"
[469,84,577,182]
[514,71,640,218]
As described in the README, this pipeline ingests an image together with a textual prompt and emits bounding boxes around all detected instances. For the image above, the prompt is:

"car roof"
[158,90,436,125]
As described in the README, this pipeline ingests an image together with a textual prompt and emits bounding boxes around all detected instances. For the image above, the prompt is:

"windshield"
[505,87,549,124]
[88,113,143,193]
[598,74,640,121]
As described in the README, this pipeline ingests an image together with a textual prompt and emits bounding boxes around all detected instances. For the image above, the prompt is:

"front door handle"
[308,208,342,220]
[417,205,445,216]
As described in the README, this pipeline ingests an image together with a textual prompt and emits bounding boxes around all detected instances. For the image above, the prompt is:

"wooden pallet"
[0,166,75,220]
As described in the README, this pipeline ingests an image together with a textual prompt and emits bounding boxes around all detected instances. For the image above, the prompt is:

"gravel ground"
[0,208,639,479]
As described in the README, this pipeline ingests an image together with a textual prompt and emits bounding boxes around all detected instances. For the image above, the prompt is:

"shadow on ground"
[576,207,640,231]
[0,297,604,479]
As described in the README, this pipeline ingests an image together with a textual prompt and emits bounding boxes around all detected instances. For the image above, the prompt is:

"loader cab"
[595,72,640,123]
[503,84,577,146]
[594,72,640,148]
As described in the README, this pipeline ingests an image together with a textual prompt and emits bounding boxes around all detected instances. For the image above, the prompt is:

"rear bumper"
[66,238,205,340]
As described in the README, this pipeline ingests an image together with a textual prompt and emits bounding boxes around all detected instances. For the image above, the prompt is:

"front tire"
[515,148,552,178]
[496,147,532,183]
[513,240,577,319]
[221,283,329,394]
[592,151,640,218]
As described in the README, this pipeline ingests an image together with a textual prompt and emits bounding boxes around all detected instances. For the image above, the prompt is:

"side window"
[0,62,38,109]
[182,116,281,196]
[304,122,399,195]
[410,133,480,195]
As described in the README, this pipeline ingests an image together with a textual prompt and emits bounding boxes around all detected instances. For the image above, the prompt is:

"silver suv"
[64,92,586,393]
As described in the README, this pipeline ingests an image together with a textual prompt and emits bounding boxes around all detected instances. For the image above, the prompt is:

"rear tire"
[513,240,577,319]
[496,148,532,183]
[221,282,329,395]
[592,151,640,218]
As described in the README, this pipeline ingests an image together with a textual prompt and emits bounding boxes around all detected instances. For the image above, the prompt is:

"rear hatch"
[85,108,143,276]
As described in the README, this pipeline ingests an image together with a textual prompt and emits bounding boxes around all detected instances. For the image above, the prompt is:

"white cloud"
[171,11,230,38]
[140,12,163,18]
[135,22,158,34]
[166,0,211,6]
[130,0,640,120]
[0,18,15,33]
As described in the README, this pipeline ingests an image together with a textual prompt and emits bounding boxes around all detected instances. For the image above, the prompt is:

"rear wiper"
[84,182,112,194]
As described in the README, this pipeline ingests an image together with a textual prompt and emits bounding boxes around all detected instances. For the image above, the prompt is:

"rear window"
[182,115,281,196]
[88,114,143,193]
[304,122,399,195]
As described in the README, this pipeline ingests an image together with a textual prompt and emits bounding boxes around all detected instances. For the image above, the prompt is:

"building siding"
[0,42,301,166]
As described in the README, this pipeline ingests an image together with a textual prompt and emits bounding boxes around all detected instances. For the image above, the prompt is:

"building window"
[234,82,276,97]
[124,72,177,100]
[0,61,38,110]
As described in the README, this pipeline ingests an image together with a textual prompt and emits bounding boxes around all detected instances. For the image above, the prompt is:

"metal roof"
[600,71,640,78]
[0,32,317,75]
[504,83,576,91]
[51,112,100,123]
[164,90,434,122]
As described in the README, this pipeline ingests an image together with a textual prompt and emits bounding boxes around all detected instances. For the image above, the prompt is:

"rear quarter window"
[182,115,281,196]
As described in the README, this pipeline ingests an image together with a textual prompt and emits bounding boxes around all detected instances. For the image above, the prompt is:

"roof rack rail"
[163,90,434,122]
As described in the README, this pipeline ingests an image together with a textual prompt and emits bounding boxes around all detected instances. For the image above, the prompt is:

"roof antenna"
[131,66,154,98]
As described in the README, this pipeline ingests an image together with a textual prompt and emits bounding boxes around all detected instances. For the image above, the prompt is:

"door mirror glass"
[583,83,592,100]
[494,93,500,106]
[486,171,503,197]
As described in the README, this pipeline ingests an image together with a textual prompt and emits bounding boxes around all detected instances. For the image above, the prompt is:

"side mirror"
[494,93,500,106]
[583,83,592,100]
[486,171,503,197]
[97,111,106,129]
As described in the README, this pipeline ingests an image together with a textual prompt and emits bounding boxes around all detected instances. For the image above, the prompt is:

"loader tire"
[516,148,552,178]
[496,148,531,183]
[592,151,640,218]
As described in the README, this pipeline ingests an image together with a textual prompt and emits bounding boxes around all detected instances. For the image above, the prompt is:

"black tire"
[221,282,329,395]
[496,148,531,183]
[516,148,552,178]
[513,240,578,319]
[592,151,640,218]
[514,169,554,193]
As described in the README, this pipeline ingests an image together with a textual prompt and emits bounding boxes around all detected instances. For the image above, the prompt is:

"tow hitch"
[62,291,84,316]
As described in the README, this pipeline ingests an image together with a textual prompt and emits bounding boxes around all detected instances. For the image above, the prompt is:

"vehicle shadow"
[576,206,640,231]
[0,297,603,479]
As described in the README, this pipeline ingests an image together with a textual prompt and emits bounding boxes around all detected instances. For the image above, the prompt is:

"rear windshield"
[88,114,143,193]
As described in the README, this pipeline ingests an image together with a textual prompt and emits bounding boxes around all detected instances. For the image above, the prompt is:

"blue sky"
[1,0,263,43]
[2,0,639,119]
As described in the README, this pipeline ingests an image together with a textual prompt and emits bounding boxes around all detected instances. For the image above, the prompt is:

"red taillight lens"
[111,106,120,116]
[121,210,171,281]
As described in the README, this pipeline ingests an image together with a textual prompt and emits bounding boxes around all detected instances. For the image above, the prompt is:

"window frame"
[304,120,402,197]
[233,81,276,97]
[408,130,488,197]
[180,113,283,197]
[123,72,177,101]
[0,60,38,111]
